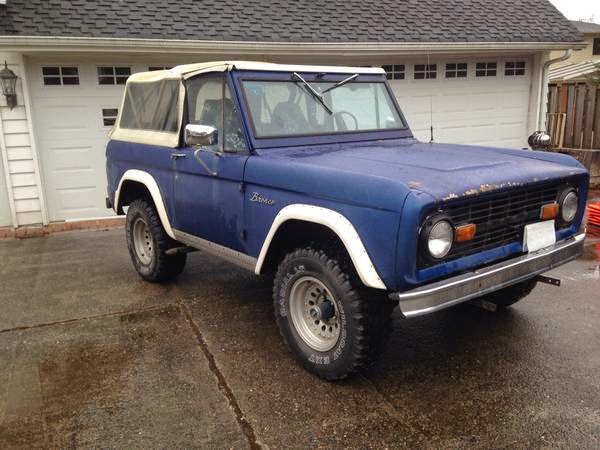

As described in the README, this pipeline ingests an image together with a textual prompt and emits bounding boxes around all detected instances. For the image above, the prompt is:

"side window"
[120,80,179,132]
[186,76,248,153]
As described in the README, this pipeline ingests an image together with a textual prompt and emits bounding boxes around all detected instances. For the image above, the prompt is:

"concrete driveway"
[1,228,599,449]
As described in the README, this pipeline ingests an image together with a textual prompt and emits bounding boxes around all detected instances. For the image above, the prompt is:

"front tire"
[273,246,395,380]
[126,199,186,282]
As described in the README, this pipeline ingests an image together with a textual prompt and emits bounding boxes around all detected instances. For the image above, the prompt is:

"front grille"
[419,182,567,268]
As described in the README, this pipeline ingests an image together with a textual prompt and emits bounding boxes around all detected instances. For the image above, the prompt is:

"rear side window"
[119,80,180,132]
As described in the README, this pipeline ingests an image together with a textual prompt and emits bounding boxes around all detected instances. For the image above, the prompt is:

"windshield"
[241,79,405,138]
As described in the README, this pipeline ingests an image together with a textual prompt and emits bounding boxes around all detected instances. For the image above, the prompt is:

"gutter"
[0,36,587,55]
[538,49,572,130]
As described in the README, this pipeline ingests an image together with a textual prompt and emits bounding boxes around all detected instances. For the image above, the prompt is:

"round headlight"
[426,219,454,259]
[559,189,578,223]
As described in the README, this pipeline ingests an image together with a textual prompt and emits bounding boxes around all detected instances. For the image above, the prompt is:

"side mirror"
[185,124,218,147]
[528,131,551,150]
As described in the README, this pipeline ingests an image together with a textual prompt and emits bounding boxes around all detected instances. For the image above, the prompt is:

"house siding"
[551,33,600,67]
[0,52,45,226]
[0,154,11,227]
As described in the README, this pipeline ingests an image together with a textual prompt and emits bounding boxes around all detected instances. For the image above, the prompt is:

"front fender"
[255,204,392,290]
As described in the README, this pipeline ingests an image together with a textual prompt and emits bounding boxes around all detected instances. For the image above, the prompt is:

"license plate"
[523,220,556,253]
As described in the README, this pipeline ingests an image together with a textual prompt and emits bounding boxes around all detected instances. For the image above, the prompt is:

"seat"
[271,101,310,135]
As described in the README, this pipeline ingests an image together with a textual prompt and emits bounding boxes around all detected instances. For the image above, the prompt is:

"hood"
[245,138,588,211]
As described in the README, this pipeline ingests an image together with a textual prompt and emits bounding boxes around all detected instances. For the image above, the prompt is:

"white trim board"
[0,36,586,55]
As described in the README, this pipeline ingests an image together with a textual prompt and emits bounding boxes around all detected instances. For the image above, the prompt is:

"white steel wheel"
[132,217,153,265]
[289,276,341,352]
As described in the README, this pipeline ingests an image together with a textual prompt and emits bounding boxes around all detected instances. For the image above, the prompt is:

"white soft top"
[113,61,385,148]
[127,60,385,83]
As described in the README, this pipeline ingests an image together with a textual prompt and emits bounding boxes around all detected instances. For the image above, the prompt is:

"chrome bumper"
[390,233,585,318]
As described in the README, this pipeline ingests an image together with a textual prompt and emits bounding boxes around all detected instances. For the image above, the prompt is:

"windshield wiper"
[292,72,333,115]
[320,73,359,94]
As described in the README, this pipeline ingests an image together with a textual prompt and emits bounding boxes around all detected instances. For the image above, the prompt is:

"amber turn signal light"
[455,223,476,242]
[540,202,559,220]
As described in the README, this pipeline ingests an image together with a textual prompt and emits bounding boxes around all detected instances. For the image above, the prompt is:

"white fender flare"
[114,169,176,239]
[255,204,387,290]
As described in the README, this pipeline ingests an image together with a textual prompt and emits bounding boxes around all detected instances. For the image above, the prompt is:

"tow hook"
[470,298,498,312]
[535,275,561,287]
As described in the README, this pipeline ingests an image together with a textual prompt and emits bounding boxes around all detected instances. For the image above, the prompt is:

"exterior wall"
[552,33,600,67]
[0,155,12,227]
[0,52,46,226]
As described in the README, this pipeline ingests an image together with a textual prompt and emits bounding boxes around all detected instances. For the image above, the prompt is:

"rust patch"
[444,181,527,200]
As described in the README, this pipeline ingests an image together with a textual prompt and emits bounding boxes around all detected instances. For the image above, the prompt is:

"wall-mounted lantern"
[0,61,18,109]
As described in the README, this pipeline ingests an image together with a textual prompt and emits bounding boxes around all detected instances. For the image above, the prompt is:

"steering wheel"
[332,111,358,131]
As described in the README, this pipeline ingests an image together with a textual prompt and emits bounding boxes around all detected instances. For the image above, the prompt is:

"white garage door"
[387,57,532,149]
[28,62,133,221]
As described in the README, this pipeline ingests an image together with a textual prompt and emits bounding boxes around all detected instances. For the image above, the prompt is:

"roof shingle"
[0,0,583,43]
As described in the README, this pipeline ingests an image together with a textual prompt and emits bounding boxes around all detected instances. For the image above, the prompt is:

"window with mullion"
[505,61,526,76]
[445,63,468,78]
[102,108,119,127]
[475,62,497,77]
[382,64,405,80]
[98,66,131,85]
[414,64,437,80]
[42,66,79,86]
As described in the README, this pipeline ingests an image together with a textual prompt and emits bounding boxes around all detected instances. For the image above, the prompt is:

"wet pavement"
[1,228,599,449]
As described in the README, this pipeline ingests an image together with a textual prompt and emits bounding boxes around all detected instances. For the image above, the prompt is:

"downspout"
[537,49,572,131]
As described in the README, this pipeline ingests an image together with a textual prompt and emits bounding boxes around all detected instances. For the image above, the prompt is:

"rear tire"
[481,278,538,308]
[273,246,395,380]
[126,199,186,282]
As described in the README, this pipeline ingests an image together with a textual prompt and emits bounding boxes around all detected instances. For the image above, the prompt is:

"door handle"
[171,153,187,160]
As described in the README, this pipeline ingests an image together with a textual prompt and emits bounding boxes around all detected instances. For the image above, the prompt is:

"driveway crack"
[0,304,175,334]
[179,302,263,450]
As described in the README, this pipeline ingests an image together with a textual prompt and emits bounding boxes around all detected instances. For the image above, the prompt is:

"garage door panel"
[497,122,528,140]
[55,186,101,211]
[436,94,469,113]
[42,144,96,170]
[35,104,90,137]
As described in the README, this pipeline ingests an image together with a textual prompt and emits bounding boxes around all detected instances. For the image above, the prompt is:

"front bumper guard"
[389,233,585,318]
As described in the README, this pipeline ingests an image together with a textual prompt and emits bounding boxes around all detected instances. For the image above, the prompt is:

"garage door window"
[445,63,467,78]
[98,67,131,85]
[102,108,119,127]
[414,64,436,80]
[505,61,526,76]
[120,80,179,132]
[42,67,79,85]
[476,62,497,77]
[381,64,405,80]
[148,66,173,71]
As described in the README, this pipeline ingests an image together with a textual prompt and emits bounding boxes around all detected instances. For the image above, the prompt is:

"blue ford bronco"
[106,61,588,380]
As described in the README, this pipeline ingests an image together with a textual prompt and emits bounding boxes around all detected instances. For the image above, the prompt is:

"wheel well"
[117,180,152,214]
[260,220,354,275]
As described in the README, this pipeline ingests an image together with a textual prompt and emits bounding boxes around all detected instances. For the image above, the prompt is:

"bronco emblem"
[250,192,275,205]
